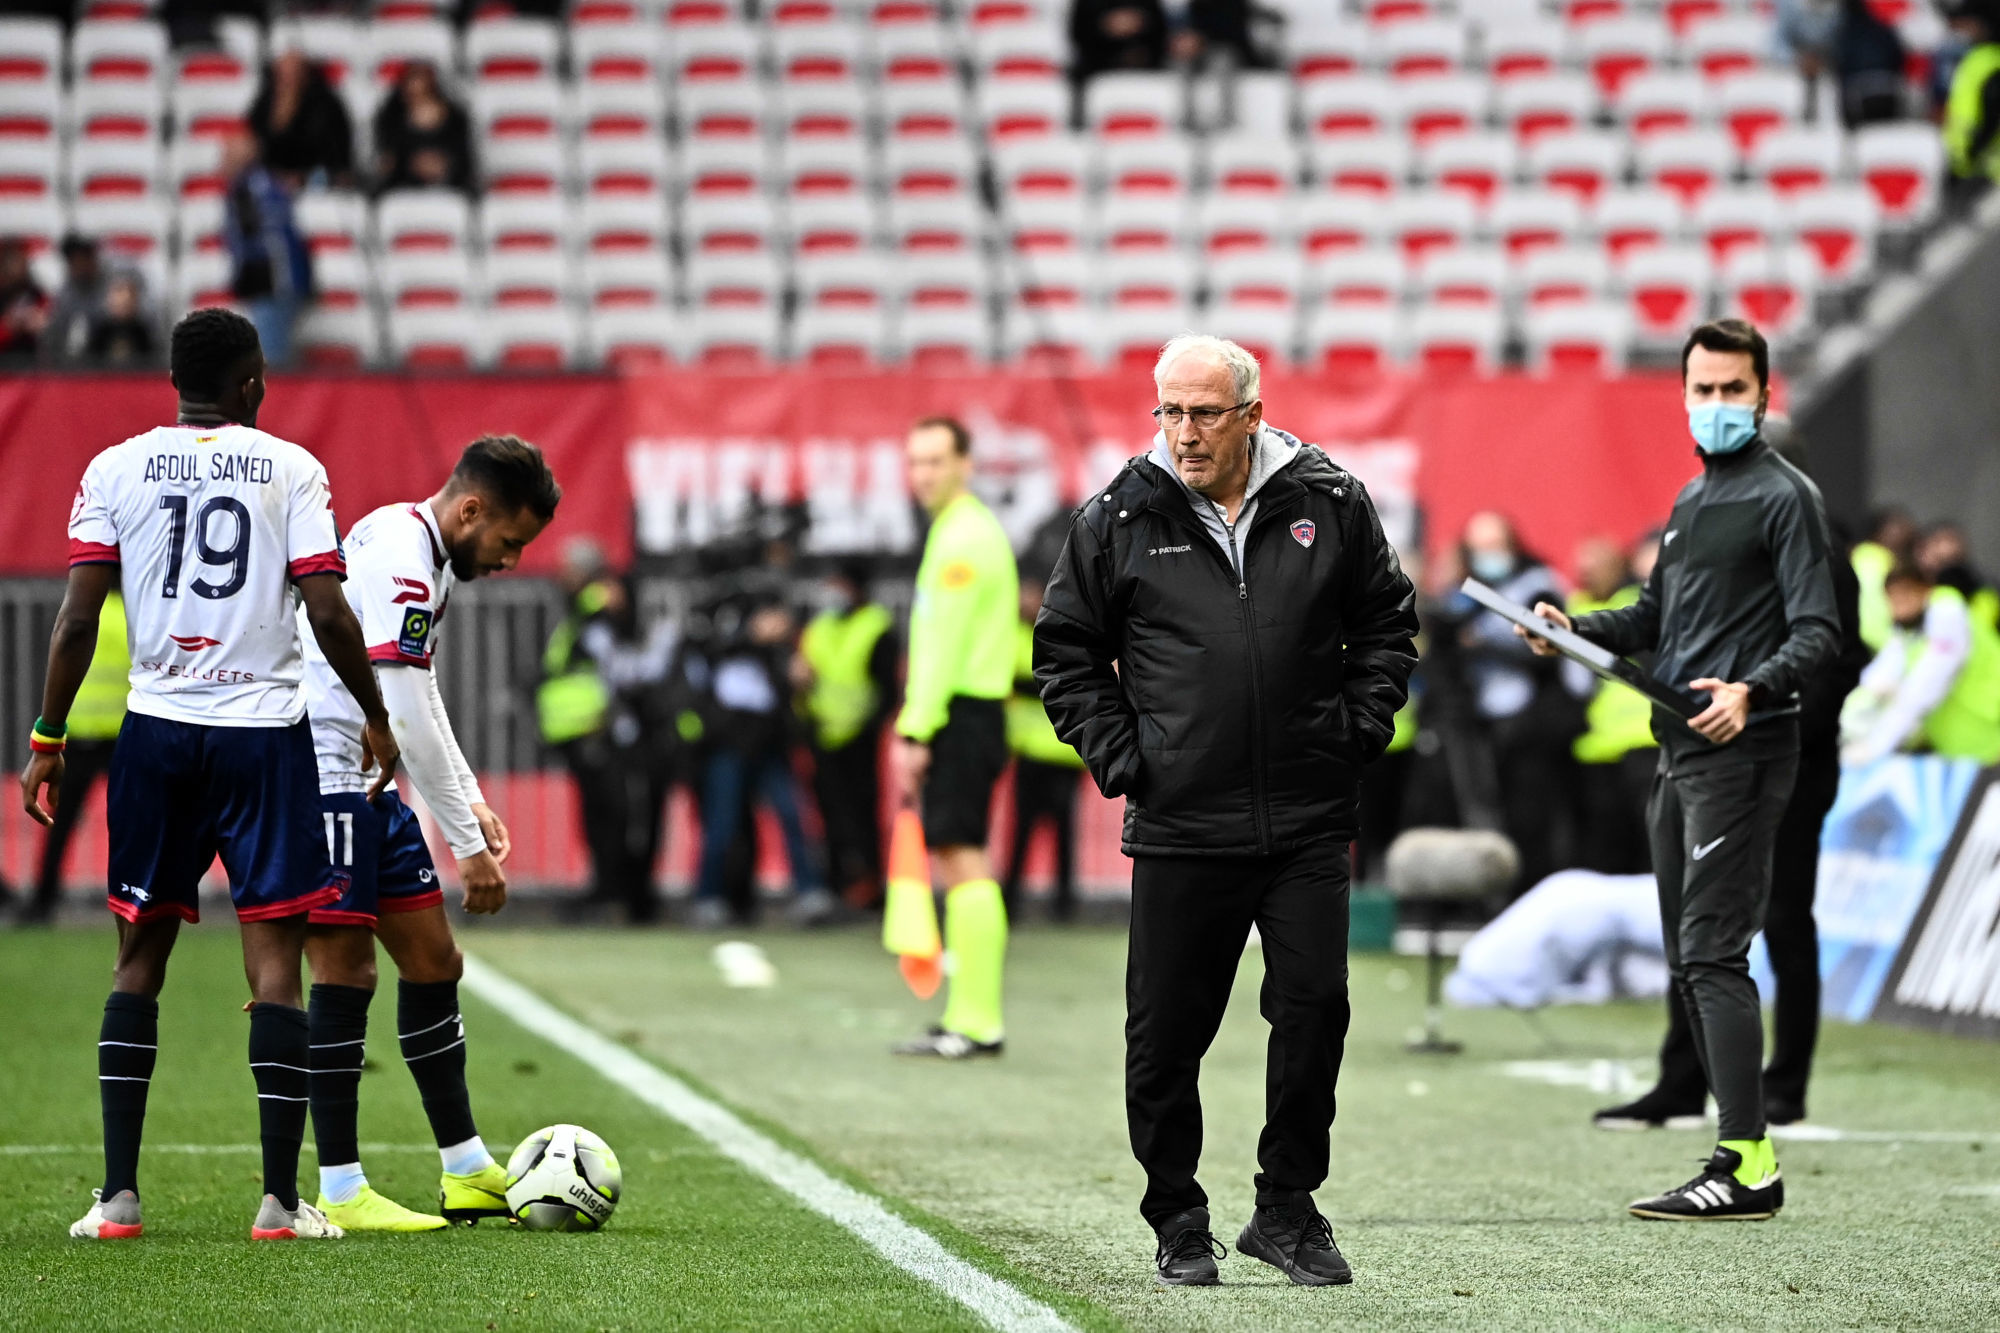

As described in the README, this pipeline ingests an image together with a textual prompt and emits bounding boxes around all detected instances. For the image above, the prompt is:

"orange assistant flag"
[882,808,942,998]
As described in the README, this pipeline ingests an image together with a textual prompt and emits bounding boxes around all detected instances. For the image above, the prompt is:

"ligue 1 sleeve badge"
[1290,518,1316,548]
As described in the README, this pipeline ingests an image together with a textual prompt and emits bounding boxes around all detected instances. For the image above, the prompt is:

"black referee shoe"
[1153,1208,1224,1286]
[890,1026,1003,1059]
[1235,1202,1353,1286]
[1627,1147,1783,1221]
[1592,1090,1707,1131]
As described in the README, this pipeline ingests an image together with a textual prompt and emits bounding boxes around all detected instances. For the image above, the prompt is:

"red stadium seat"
[1309,246,1407,306]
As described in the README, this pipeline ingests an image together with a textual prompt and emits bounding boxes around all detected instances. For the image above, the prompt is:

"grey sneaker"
[70,1188,143,1239]
[1236,1203,1353,1286]
[251,1195,345,1240]
[1154,1208,1224,1286]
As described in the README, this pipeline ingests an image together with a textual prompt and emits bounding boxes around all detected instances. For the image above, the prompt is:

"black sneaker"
[1153,1208,1224,1287]
[891,1026,1004,1059]
[1235,1203,1353,1286]
[1592,1091,1707,1131]
[1627,1147,1783,1221]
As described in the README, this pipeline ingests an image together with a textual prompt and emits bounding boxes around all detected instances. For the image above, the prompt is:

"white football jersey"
[301,502,455,794]
[67,423,345,727]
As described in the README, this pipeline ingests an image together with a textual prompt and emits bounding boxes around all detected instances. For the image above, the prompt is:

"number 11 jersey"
[67,423,346,727]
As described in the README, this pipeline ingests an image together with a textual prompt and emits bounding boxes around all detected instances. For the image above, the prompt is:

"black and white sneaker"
[1153,1208,1225,1287]
[1235,1203,1353,1286]
[1627,1147,1783,1221]
[1592,1091,1708,1131]
[891,1026,1003,1059]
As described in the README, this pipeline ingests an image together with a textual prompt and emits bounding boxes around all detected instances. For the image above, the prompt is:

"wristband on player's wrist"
[28,716,67,754]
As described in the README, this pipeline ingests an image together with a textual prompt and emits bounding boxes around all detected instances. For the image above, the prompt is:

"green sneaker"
[440,1163,512,1225]
[317,1185,447,1233]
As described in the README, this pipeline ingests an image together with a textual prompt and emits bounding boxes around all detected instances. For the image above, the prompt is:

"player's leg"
[374,903,510,1222]
[71,916,180,1239]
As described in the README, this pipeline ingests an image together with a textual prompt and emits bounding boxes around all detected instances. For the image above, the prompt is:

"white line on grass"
[0,1143,437,1156]
[460,954,1077,1333]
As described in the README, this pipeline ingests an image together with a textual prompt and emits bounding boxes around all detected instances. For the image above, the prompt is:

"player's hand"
[1688,679,1752,744]
[472,802,512,865]
[894,739,930,806]
[1515,602,1571,658]
[20,751,63,828]
[360,714,401,801]
[456,849,507,915]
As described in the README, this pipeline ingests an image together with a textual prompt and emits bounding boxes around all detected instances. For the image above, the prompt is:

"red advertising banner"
[2,368,1701,578]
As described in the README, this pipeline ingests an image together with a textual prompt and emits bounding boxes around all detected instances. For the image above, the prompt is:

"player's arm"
[427,669,509,864]
[377,666,505,913]
[1526,562,1663,658]
[895,542,977,746]
[298,572,401,799]
[20,563,115,826]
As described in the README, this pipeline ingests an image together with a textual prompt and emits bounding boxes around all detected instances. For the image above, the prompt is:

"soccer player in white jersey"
[296,437,560,1232]
[21,308,402,1242]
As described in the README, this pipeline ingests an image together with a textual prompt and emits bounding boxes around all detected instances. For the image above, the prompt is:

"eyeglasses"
[1152,403,1251,430]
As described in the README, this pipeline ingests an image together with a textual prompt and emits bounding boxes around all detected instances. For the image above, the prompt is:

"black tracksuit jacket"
[1033,444,1418,857]
[1572,438,1840,759]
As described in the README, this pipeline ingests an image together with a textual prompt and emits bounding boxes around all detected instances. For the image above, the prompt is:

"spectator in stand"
[1915,521,1998,627]
[1775,0,1841,79]
[1851,506,1918,648]
[1170,0,1267,71]
[81,271,158,367]
[1942,0,2000,203]
[372,61,477,197]
[0,237,49,366]
[221,131,314,368]
[1070,0,1170,81]
[1832,0,1910,126]
[42,234,107,365]
[249,47,357,190]
[1841,562,2000,766]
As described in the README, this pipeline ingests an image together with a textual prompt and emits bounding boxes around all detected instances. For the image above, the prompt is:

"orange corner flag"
[882,808,941,997]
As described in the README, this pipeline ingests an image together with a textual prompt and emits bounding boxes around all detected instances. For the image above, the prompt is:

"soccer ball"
[504,1124,621,1231]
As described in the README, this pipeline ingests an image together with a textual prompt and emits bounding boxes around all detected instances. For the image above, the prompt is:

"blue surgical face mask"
[1689,402,1760,455]
[1470,550,1515,583]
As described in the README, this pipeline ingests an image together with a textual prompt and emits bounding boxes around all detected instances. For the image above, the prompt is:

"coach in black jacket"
[1035,335,1417,1287]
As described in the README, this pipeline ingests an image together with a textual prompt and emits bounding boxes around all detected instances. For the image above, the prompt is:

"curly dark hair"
[169,307,262,402]
[447,434,562,521]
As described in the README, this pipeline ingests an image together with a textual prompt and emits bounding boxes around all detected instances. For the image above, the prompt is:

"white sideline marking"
[0,1143,436,1156]
[1494,1060,2000,1143]
[460,954,1076,1333]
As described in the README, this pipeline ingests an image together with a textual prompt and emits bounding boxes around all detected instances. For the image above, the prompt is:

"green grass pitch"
[3,923,1998,1332]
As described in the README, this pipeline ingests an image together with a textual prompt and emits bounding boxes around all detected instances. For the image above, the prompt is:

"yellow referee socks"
[939,879,1007,1044]
[1719,1137,1778,1187]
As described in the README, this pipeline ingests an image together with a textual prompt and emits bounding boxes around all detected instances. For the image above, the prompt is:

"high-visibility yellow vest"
[800,602,893,751]
[536,583,611,746]
[1568,585,1658,763]
[1917,585,2000,763]
[1385,696,1417,754]
[1945,42,2000,182]
[70,590,129,741]
[1005,620,1084,768]
[1852,541,1895,652]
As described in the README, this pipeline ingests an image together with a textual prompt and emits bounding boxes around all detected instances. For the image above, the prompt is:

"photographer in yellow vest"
[797,561,899,908]
[22,585,129,924]
[1842,562,2000,766]
[1566,535,1659,875]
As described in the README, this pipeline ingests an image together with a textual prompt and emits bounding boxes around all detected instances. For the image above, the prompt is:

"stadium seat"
[687,305,783,366]
[1576,15,1669,101]
[968,18,1065,82]
[1001,193,1087,252]
[1005,248,1090,307]
[1517,243,1612,307]
[582,249,675,307]
[794,303,892,366]
[70,139,160,197]
[0,196,66,254]
[796,249,891,307]
[1662,0,1729,37]
[1102,303,1196,367]
[1719,242,1819,343]
[685,251,783,307]
[772,22,865,83]
[382,249,477,308]
[1305,303,1401,373]
[1413,244,1507,307]
[992,136,1088,197]
[1617,70,1709,138]
[1099,135,1198,198]
[390,306,488,370]
[1287,18,1367,81]
[295,191,368,253]
[580,137,671,196]
[1376,17,1467,78]
[480,195,573,252]
[170,248,234,310]
[377,191,473,252]
[1196,193,1288,254]
[1387,189,1477,261]
[1407,303,1504,374]
[1419,132,1520,208]
[1786,184,1880,285]
[676,81,768,140]
[1096,248,1196,307]
[481,136,568,195]
[1522,300,1633,374]
[780,137,869,197]
[889,193,987,252]
[666,0,751,26]
[582,194,670,251]
[1591,185,1687,259]
[1481,20,1565,82]
[889,249,993,307]
[1086,72,1184,138]
[1496,73,1594,143]
[1694,185,1782,265]
[1207,249,1306,309]
[672,24,763,83]
[168,136,227,199]
[1718,71,1805,155]
[71,21,170,84]
[72,195,166,260]
[1300,75,1395,139]
[465,19,562,81]
[309,248,373,309]
[1309,135,1410,195]
[895,304,992,368]
[1620,243,1713,346]
[680,137,774,197]
[0,82,59,142]
[1854,123,1944,226]
[1488,188,1585,258]
[1390,74,1488,144]
[585,303,678,368]
[1229,71,1295,138]
[977,79,1068,140]
[1684,14,1766,82]
[1206,302,1296,368]
[171,78,252,140]
[73,80,163,140]
[298,304,385,368]
[885,137,977,197]
[1206,134,1303,195]
[780,83,870,140]
[1308,245,1407,305]
[1092,192,1187,252]
[576,81,668,139]
[884,81,969,139]
[1749,123,1848,197]
[0,141,56,198]
[1299,192,1389,254]
[871,23,955,83]
[1638,127,1736,206]
[1526,130,1625,204]
[685,195,780,254]
[571,24,665,81]
[790,192,880,252]
[999,301,1102,367]
[486,249,574,307]
[0,18,65,85]
[367,20,459,87]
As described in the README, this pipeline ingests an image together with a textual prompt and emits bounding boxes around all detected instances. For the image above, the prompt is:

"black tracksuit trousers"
[1126,840,1351,1228]
[1651,739,1839,1111]
[1645,741,1798,1142]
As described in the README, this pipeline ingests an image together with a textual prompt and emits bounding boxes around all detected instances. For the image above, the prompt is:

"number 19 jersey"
[67,423,347,727]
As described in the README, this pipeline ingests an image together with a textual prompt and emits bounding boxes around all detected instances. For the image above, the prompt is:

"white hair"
[1153,333,1261,403]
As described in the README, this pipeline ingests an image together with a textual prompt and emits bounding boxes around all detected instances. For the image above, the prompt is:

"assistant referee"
[891,416,1019,1060]
[1524,318,1839,1221]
